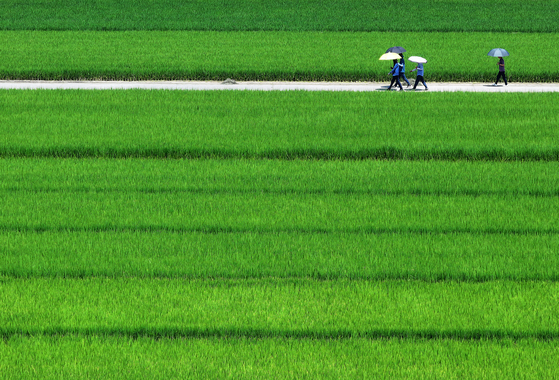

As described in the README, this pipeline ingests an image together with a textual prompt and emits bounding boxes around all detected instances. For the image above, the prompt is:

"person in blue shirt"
[387,59,403,91]
[411,62,428,91]
[493,57,508,86]
[398,55,411,87]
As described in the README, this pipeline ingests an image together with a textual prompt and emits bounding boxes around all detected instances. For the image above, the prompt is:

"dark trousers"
[495,71,508,85]
[399,73,411,86]
[388,76,403,90]
[413,75,428,89]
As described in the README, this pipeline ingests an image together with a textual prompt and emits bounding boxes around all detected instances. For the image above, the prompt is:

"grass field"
[2,158,559,195]
[1,90,559,376]
[2,1,559,378]
[4,230,559,281]
[1,90,558,160]
[2,278,559,338]
[1,31,558,82]
[1,0,557,83]
[2,336,557,379]
[0,0,557,32]
[2,158,558,281]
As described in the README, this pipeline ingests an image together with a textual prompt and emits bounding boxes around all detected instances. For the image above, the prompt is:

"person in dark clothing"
[493,57,508,86]
[411,63,428,90]
[387,59,403,91]
[398,55,411,87]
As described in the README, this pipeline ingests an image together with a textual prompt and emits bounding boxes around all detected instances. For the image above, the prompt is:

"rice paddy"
[0,31,558,82]
[1,90,558,160]
[1,0,558,378]
[0,0,557,32]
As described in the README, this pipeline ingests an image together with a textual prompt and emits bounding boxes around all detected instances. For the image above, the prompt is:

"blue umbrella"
[487,48,510,57]
[386,46,406,54]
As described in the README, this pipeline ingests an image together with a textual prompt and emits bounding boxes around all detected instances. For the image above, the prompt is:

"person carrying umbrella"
[388,59,403,91]
[487,48,509,86]
[411,62,428,90]
[493,56,508,86]
[398,55,411,87]
[408,56,428,90]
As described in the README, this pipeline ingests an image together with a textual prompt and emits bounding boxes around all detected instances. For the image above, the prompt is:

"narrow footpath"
[1,80,558,92]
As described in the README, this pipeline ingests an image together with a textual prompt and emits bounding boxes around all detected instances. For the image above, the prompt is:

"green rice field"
[2,336,557,379]
[2,91,559,377]
[1,90,558,160]
[0,0,557,32]
[2,158,559,282]
[1,31,558,82]
[1,1,559,378]
[0,0,558,82]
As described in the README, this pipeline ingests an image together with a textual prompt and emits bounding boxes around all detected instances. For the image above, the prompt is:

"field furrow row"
[3,158,559,194]
[2,278,558,337]
[2,230,558,281]
[2,335,557,379]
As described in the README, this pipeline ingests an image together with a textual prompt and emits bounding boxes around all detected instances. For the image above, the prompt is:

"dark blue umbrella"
[386,46,406,54]
[487,48,510,57]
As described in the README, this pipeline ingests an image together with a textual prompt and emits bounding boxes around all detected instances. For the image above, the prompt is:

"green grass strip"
[0,31,558,82]
[2,159,558,196]
[1,336,558,379]
[1,159,558,281]
[1,90,559,160]
[0,0,557,32]
[2,191,558,233]
[2,278,558,339]
[3,231,558,281]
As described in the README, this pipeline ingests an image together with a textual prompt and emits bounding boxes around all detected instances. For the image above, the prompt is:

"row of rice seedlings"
[1,90,558,160]
[2,278,558,338]
[2,335,558,379]
[1,31,558,82]
[1,0,557,32]
[3,158,556,280]
[2,158,559,197]
[3,230,559,281]
[4,148,559,161]
[5,147,559,161]
[2,190,558,233]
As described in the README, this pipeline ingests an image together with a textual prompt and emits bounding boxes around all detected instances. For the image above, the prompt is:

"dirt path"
[1,80,558,92]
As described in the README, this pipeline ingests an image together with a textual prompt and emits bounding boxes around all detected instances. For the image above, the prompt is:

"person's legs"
[495,72,504,84]
[503,71,508,85]
[395,76,403,90]
[416,75,428,90]
[388,76,395,90]
[400,73,411,86]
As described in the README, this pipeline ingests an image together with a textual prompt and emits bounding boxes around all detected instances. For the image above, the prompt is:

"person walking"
[410,62,428,90]
[493,57,507,86]
[388,59,403,91]
[398,55,411,87]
